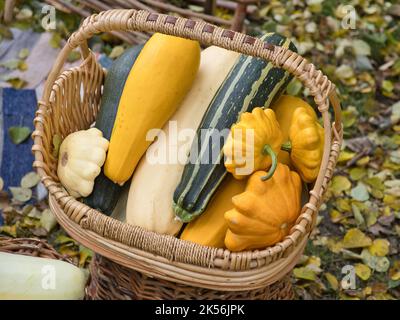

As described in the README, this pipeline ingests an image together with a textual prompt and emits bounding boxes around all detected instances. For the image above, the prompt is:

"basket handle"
[42,9,341,130]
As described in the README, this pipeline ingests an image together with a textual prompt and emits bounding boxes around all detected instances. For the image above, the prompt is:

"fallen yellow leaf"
[368,239,390,257]
[389,261,400,281]
[326,238,343,253]
[339,293,360,300]
[330,209,344,223]
[338,150,356,163]
[363,286,372,296]
[325,272,339,290]
[335,198,352,212]
[355,263,371,281]
[342,228,372,249]
[307,256,321,268]
[356,156,370,166]
[0,225,17,237]
[391,271,400,281]
[293,267,317,281]
[330,175,352,195]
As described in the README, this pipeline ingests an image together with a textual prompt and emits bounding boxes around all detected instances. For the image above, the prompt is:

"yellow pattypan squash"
[272,95,319,165]
[272,95,324,183]
[223,108,283,180]
[282,107,324,183]
[57,128,109,198]
[224,163,302,251]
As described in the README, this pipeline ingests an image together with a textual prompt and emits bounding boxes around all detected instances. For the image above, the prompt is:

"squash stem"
[260,145,277,181]
[281,141,292,153]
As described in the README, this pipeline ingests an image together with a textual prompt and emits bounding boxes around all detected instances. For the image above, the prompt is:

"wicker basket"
[86,254,294,300]
[0,237,71,262]
[32,9,343,300]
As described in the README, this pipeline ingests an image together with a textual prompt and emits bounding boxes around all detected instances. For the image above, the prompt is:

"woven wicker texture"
[87,254,294,300]
[32,9,343,293]
[0,237,70,262]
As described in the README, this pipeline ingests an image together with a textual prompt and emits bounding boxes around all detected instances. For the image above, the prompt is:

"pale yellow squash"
[126,46,240,235]
[104,33,201,185]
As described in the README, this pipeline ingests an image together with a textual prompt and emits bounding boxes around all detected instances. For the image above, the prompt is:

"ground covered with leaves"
[0,0,399,299]
[249,0,400,300]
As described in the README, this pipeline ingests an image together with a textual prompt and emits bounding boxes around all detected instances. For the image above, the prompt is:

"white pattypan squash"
[57,128,109,198]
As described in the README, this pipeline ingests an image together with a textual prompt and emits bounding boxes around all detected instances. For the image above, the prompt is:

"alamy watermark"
[41,265,56,290]
[341,265,356,290]
[41,5,56,30]
[145,121,256,175]
[338,5,357,30]
[37,4,357,31]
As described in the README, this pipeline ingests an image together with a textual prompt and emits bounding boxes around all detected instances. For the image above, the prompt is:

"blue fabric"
[0,88,36,188]
[98,54,113,69]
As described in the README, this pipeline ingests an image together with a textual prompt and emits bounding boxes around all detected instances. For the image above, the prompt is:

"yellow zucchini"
[104,33,201,185]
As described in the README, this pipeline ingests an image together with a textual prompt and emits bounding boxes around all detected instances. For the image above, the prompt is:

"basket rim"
[49,195,307,291]
[32,9,343,289]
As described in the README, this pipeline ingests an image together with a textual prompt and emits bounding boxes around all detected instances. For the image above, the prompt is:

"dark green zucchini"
[173,33,297,222]
[83,44,144,215]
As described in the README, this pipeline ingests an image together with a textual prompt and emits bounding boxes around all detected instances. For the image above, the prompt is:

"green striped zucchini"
[83,44,144,215]
[173,33,297,222]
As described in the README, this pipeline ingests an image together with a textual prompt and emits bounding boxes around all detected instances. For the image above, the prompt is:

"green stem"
[260,144,277,181]
[281,141,292,153]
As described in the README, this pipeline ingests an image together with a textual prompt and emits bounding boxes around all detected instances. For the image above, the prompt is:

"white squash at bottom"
[127,46,240,235]
[0,252,87,300]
